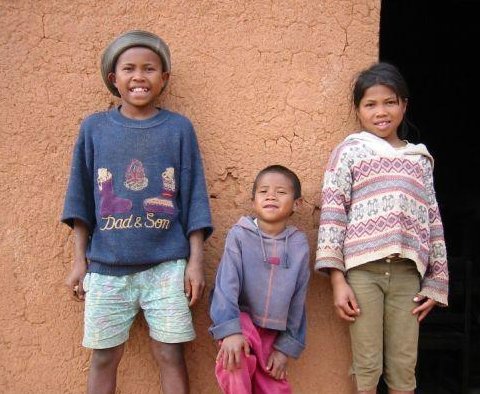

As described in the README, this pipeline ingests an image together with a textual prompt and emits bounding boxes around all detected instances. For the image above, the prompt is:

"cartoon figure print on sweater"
[144,167,175,214]
[97,168,132,216]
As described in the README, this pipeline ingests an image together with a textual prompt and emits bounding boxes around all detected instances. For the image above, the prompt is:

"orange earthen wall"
[0,1,380,392]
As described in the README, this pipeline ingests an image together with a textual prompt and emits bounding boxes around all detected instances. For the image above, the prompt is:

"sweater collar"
[345,131,434,165]
[107,106,170,129]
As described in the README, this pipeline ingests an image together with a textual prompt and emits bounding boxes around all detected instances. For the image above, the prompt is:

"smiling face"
[356,84,408,147]
[108,46,169,119]
[252,172,299,234]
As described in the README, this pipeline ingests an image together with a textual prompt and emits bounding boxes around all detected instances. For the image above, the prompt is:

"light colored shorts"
[346,257,420,391]
[82,259,195,349]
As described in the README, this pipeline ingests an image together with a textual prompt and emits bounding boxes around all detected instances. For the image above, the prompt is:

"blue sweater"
[209,216,310,358]
[62,107,213,275]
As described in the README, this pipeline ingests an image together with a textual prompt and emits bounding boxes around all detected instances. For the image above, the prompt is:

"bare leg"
[358,390,376,394]
[87,344,125,394]
[150,340,189,394]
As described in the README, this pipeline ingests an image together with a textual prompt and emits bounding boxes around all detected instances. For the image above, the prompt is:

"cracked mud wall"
[0,1,380,393]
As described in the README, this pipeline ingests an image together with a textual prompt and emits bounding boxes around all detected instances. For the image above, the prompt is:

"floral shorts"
[82,259,195,349]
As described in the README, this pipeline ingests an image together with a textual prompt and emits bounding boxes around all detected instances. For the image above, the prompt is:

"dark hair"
[252,165,302,200]
[352,62,413,139]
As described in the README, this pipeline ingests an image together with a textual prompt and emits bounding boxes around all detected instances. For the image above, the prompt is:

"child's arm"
[65,219,89,301]
[209,229,245,366]
[412,157,448,318]
[330,269,360,322]
[184,229,205,307]
[315,144,353,273]
[273,241,310,361]
[216,333,250,371]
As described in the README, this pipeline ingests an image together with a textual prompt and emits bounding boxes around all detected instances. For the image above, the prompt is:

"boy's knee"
[90,345,125,369]
[151,341,185,366]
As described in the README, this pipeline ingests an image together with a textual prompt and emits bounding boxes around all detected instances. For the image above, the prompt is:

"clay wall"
[0,1,380,392]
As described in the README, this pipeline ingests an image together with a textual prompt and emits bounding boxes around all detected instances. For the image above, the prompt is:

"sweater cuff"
[208,318,242,340]
[419,280,448,307]
[314,259,346,274]
[187,224,214,241]
[273,333,305,359]
[61,213,94,231]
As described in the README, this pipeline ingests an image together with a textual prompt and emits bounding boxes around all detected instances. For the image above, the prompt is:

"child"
[209,165,310,394]
[315,62,449,394]
[62,30,213,394]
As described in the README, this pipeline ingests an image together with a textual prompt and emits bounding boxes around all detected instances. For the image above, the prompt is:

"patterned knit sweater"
[315,132,448,306]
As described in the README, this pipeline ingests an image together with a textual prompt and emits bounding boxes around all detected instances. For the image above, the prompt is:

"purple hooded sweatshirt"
[209,216,310,358]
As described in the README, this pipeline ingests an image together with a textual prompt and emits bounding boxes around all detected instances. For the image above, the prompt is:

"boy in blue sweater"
[62,30,212,394]
[209,165,310,394]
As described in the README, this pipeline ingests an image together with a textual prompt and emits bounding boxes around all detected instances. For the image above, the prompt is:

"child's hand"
[184,259,205,307]
[68,219,89,301]
[412,295,437,322]
[65,258,87,301]
[266,350,289,380]
[216,334,250,371]
[185,230,205,307]
[330,270,360,322]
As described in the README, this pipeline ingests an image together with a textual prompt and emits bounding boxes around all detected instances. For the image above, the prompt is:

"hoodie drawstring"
[253,218,290,268]
[284,234,289,268]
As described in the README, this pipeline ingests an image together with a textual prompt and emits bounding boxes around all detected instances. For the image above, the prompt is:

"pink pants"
[215,312,292,394]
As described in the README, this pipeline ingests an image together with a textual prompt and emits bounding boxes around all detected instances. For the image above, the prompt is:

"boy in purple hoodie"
[209,165,310,394]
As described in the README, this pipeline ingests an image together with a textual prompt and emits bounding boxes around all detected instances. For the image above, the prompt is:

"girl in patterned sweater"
[315,62,448,394]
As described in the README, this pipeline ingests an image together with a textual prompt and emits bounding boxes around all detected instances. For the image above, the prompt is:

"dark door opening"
[380,1,479,393]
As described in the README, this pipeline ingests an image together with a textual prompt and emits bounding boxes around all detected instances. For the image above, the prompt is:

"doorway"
[380,0,479,392]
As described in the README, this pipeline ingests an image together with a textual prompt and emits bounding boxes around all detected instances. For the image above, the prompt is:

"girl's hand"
[412,295,437,322]
[216,334,250,371]
[266,350,289,380]
[330,270,360,322]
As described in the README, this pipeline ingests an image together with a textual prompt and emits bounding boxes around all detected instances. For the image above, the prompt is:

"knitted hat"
[101,30,171,97]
